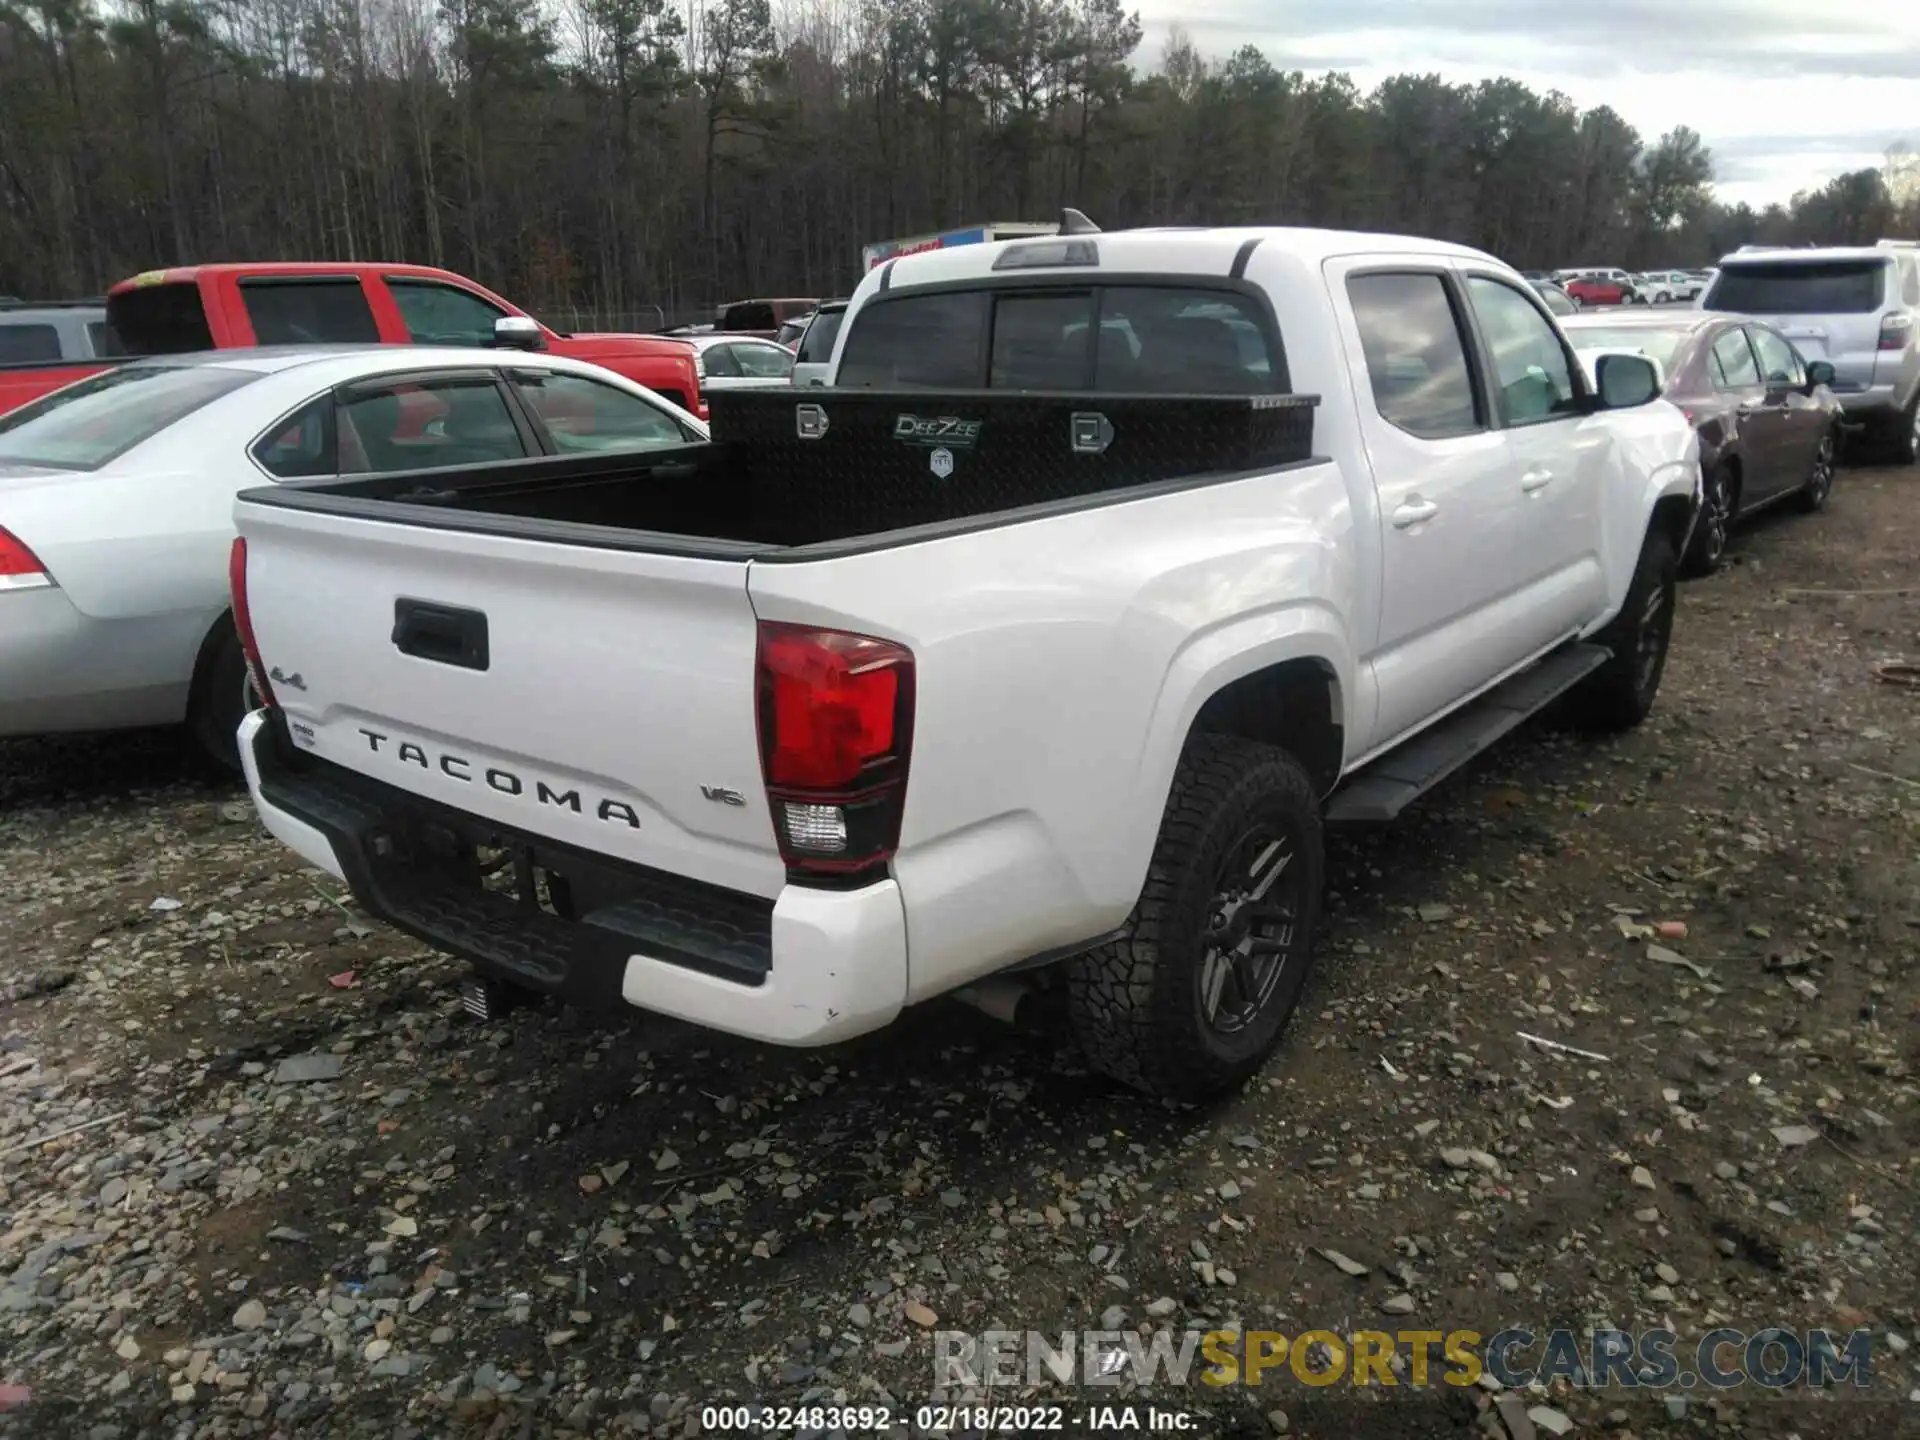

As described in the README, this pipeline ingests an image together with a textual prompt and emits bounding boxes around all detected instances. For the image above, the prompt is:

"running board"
[1325,643,1611,824]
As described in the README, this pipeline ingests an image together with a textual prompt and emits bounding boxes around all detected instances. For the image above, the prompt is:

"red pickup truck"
[0,262,703,420]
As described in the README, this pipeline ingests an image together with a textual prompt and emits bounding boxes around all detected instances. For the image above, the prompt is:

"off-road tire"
[1681,464,1732,577]
[1570,528,1677,732]
[186,619,255,773]
[1793,427,1837,513]
[1065,736,1324,1102]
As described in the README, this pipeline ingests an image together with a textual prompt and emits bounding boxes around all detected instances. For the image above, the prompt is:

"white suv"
[1703,241,1920,464]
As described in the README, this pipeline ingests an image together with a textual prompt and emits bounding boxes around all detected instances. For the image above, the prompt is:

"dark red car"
[1561,310,1842,574]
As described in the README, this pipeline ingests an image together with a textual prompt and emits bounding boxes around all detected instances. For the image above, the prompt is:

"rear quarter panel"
[748,459,1362,1004]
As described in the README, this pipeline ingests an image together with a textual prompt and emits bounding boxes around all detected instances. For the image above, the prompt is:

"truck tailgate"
[234,499,784,900]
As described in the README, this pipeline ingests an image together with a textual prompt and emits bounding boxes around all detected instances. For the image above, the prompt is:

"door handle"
[1520,468,1554,493]
[1391,498,1439,529]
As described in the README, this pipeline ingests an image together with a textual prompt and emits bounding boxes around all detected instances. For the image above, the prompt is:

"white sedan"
[681,334,797,390]
[0,346,705,768]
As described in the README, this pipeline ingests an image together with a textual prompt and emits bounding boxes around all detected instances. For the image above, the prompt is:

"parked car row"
[1521,267,1717,309]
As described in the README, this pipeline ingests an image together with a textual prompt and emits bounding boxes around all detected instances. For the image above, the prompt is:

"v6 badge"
[929,447,955,478]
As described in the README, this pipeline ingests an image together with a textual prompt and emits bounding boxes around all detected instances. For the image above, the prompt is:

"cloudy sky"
[1131,0,1920,206]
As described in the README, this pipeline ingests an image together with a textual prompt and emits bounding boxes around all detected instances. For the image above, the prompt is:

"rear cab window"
[835,284,1282,393]
[1708,261,1890,314]
[105,282,213,354]
[0,324,61,363]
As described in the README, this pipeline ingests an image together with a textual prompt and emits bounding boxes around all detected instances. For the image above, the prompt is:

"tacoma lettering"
[354,730,638,830]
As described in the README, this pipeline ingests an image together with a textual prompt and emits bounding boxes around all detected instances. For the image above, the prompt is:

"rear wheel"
[1888,396,1920,468]
[187,620,258,773]
[1681,464,1732,576]
[1065,736,1324,1102]
[1570,528,1677,732]
[1794,428,1837,512]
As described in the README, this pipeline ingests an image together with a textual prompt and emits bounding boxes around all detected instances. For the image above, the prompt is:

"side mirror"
[1806,360,1836,387]
[491,315,546,352]
[1594,352,1661,409]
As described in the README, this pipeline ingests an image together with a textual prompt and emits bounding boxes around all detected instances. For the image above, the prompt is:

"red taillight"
[0,526,50,589]
[227,537,278,711]
[1878,314,1910,352]
[755,621,914,876]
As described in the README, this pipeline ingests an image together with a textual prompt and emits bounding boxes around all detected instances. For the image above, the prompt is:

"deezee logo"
[892,415,982,448]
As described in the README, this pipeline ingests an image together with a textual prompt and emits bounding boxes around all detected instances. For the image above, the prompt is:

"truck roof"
[105,344,628,377]
[865,225,1501,293]
[106,261,476,295]
[1717,245,1900,265]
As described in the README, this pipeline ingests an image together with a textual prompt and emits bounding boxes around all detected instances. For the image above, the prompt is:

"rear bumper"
[1830,383,1912,423]
[237,711,908,1045]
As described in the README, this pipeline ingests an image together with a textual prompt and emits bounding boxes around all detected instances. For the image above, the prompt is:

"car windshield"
[0,363,257,470]
[1709,261,1888,315]
[1564,326,1690,371]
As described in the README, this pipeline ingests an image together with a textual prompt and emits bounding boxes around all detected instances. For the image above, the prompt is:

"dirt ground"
[1,465,1915,1440]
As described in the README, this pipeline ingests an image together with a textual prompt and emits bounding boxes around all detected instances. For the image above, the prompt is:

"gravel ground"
[2,466,1916,1440]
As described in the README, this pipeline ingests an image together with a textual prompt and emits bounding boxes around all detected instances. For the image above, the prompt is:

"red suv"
[1564,273,1634,308]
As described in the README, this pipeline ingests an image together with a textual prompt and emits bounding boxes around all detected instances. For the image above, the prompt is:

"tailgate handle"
[392,599,489,671]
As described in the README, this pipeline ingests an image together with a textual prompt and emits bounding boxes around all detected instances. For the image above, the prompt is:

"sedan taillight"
[0,526,51,591]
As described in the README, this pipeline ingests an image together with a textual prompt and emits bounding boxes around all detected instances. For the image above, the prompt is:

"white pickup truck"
[230,225,1701,1100]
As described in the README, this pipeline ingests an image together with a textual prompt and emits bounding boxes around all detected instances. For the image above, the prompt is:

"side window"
[337,376,526,474]
[795,310,842,363]
[1095,288,1275,393]
[1748,327,1803,387]
[990,292,1094,389]
[702,345,743,378]
[240,279,381,345]
[1902,256,1920,307]
[733,343,794,379]
[1711,328,1761,388]
[251,396,337,479]
[0,324,62,363]
[1465,277,1580,425]
[387,280,509,347]
[836,292,988,388]
[1345,272,1481,440]
[509,371,693,455]
[87,321,129,358]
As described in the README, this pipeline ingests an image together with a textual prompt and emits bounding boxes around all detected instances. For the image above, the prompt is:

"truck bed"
[245,388,1319,559]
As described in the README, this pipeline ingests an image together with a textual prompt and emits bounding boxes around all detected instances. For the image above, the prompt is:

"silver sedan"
[0,346,706,767]
[682,334,798,391]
